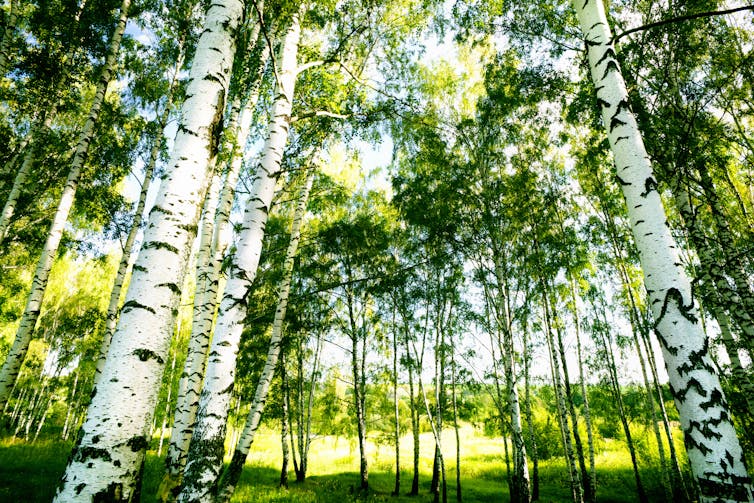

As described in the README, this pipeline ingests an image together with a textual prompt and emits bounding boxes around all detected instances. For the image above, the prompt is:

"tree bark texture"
[573,1,753,500]
[96,50,184,388]
[52,0,243,499]
[215,168,313,502]
[177,10,301,502]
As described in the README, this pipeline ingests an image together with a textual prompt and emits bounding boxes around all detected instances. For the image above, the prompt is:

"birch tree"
[52,0,245,498]
[159,15,272,498]
[572,0,754,500]
[0,0,131,408]
[95,42,186,387]
[215,167,314,502]
[177,8,304,501]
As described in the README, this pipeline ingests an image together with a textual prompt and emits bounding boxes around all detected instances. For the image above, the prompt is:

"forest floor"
[0,425,674,502]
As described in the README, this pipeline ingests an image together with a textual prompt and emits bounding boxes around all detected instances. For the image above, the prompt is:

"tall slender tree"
[0,0,131,407]
[52,0,246,498]
[572,1,753,500]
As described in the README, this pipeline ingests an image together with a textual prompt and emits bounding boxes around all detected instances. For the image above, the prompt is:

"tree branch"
[613,5,754,44]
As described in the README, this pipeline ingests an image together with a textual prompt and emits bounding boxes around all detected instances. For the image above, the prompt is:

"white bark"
[177,10,302,503]
[95,50,184,388]
[573,1,754,501]
[52,0,243,499]
[216,168,314,502]
[160,31,270,500]
[0,0,130,408]
[0,114,55,244]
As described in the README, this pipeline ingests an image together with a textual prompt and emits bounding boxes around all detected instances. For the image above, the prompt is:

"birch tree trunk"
[53,0,244,498]
[0,113,55,244]
[640,314,689,502]
[407,328,421,496]
[522,322,539,501]
[160,16,271,500]
[392,307,401,497]
[597,312,648,503]
[568,280,596,503]
[0,0,16,76]
[279,355,291,488]
[95,49,185,388]
[159,39,270,502]
[450,348,461,503]
[215,168,314,502]
[0,0,131,408]
[177,11,302,501]
[573,1,754,500]
[542,289,582,503]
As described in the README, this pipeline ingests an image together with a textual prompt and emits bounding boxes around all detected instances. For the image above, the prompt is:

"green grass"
[0,425,674,502]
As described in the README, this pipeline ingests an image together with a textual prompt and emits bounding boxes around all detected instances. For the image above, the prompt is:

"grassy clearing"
[0,424,674,502]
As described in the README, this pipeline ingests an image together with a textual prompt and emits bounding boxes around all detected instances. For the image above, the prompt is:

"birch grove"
[0,1,753,502]
[0,0,131,407]
[216,167,314,502]
[177,8,303,501]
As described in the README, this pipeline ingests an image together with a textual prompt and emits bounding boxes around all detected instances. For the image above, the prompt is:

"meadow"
[0,423,675,502]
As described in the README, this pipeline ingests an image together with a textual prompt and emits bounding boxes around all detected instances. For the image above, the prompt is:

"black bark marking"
[178,223,198,234]
[75,483,86,495]
[687,419,723,441]
[615,135,629,143]
[684,434,712,456]
[596,47,617,66]
[656,287,698,326]
[613,98,632,115]
[93,483,123,502]
[726,450,735,470]
[675,377,706,402]
[132,264,147,273]
[209,89,226,159]
[178,124,200,138]
[121,300,156,315]
[126,435,149,452]
[143,240,179,254]
[697,478,750,502]
[615,175,631,186]
[639,177,658,198]
[180,436,226,498]
[150,205,171,215]
[158,282,181,295]
[601,60,620,79]
[609,116,627,132]
[132,348,164,364]
[654,329,678,356]
[74,446,112,463]
[596,97,610,109]
[699,389,727,412]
